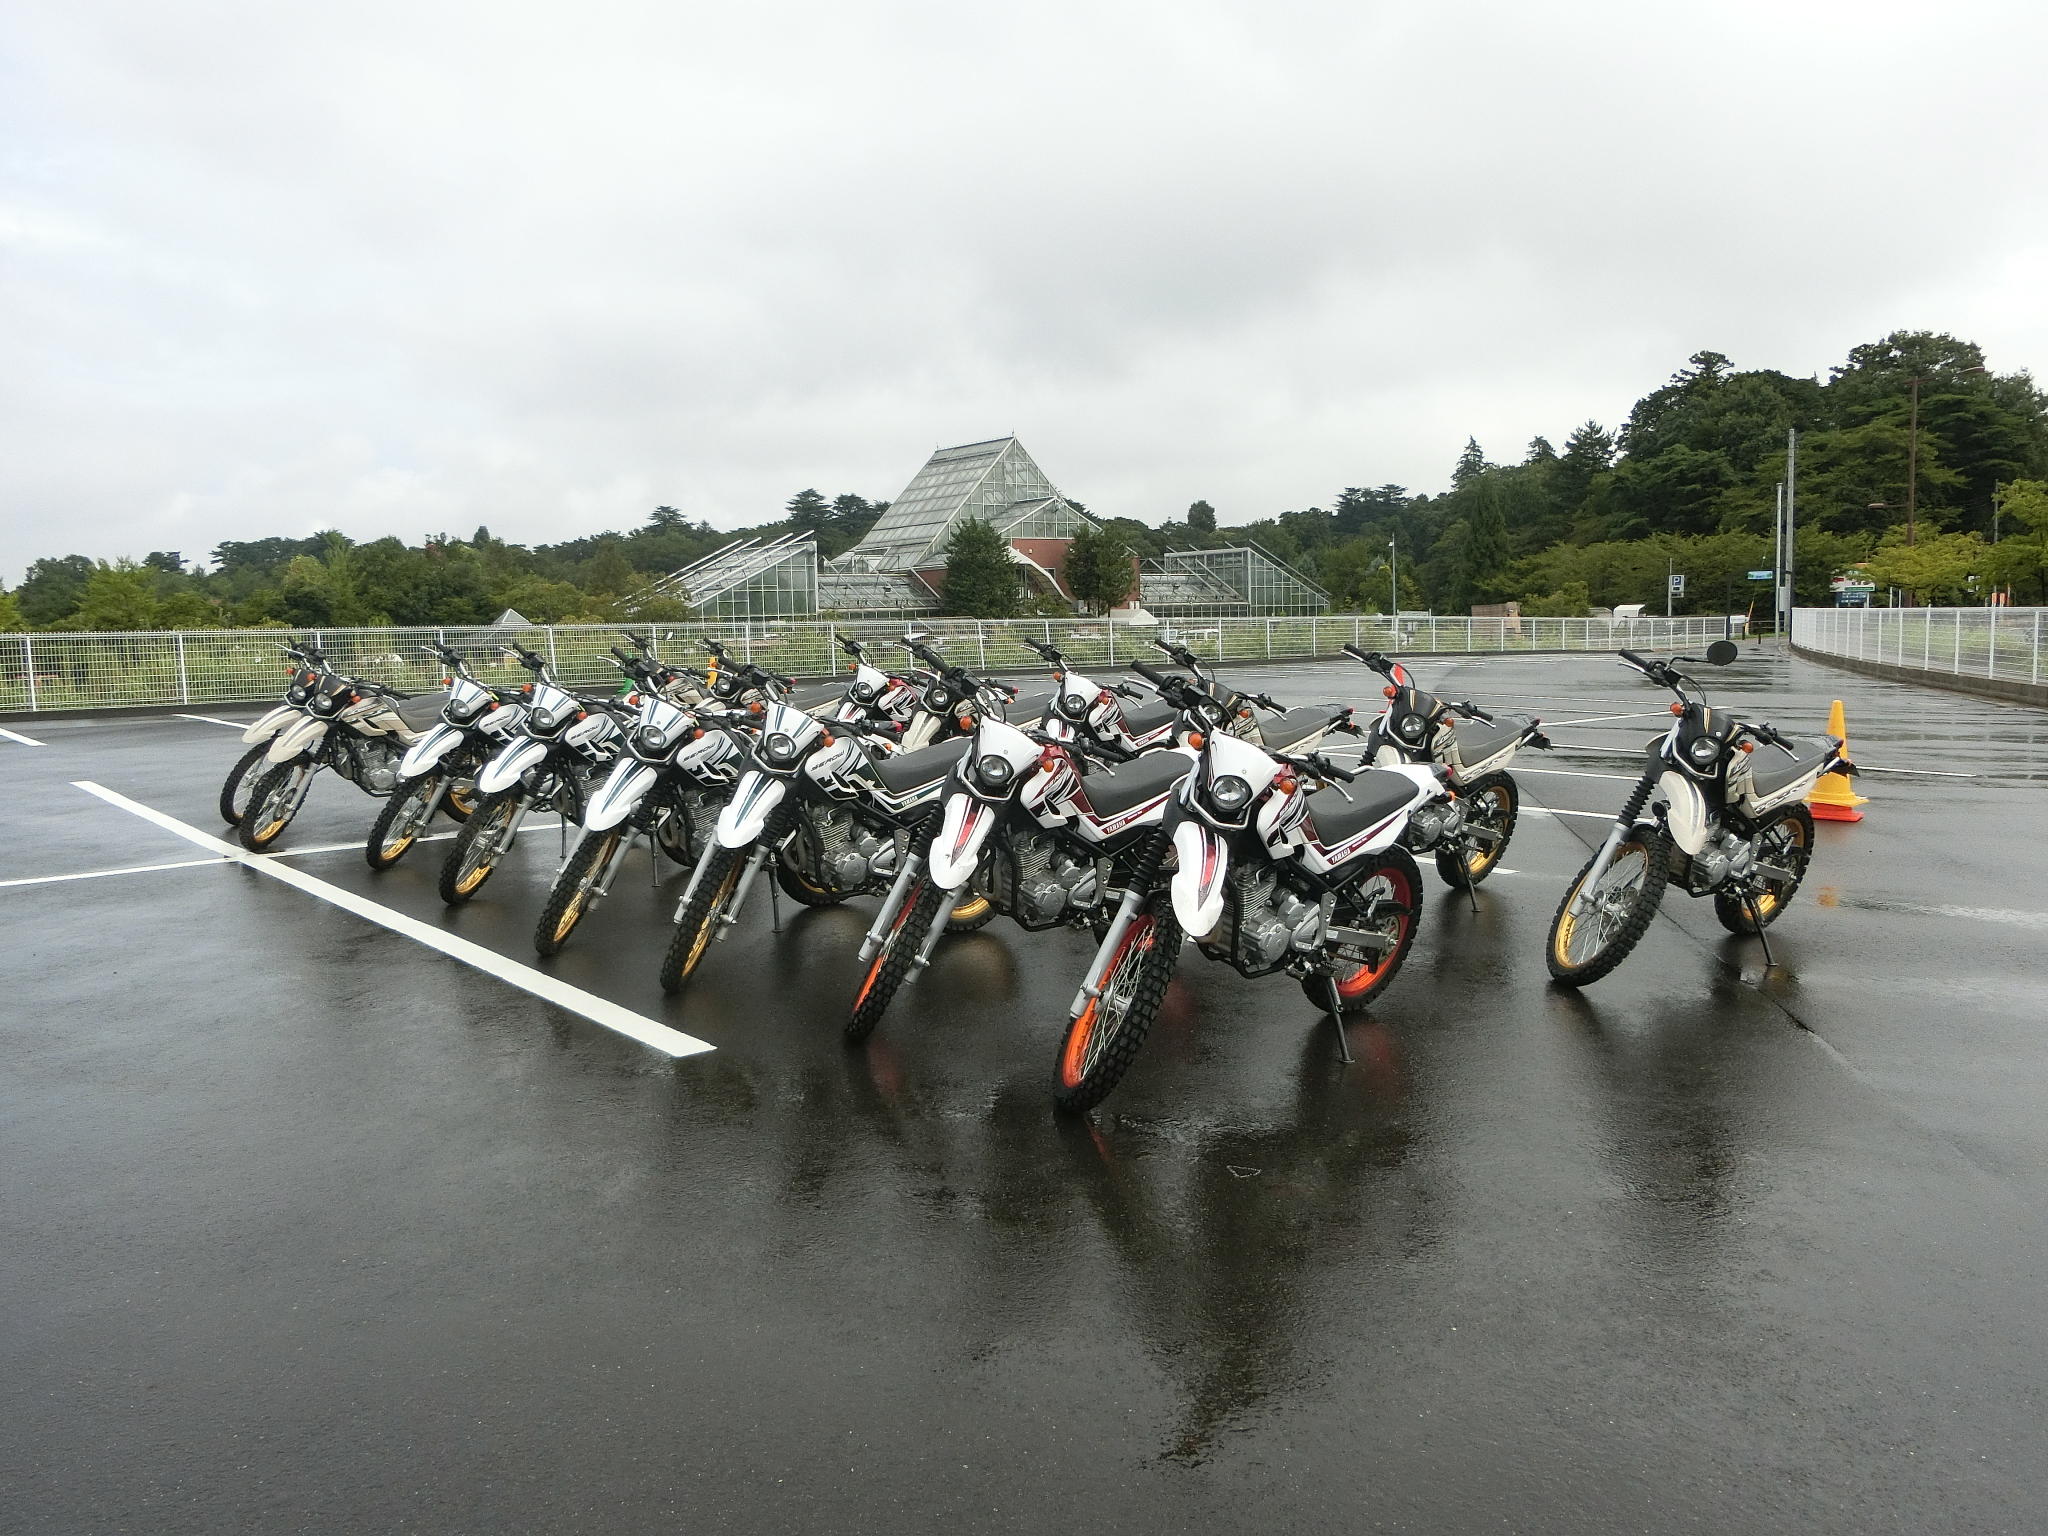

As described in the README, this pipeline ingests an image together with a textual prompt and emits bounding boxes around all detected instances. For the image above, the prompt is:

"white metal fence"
[1793,606,2046,690]
[0,613,1747,714]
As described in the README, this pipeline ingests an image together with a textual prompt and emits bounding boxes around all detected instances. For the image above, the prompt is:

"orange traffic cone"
[1807,698,1867,822]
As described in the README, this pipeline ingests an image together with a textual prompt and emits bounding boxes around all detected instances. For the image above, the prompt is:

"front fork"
[857,850,926,964]
[1565,769,1657,915]
[1066,827,1171,1020]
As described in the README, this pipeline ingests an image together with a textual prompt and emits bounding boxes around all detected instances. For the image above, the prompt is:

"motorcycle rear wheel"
[1053,896,1181,1114]
[1436,773,1517,888]
[846,879,944,1043]
[1546,828,1670,985]
[535,829,623,955]
[239,761,310,851]
[1307,846,1422,1013]
[660,845,744,993]
[1714,804,1813,933]
[438,790,519,904]
[219,743,268,827]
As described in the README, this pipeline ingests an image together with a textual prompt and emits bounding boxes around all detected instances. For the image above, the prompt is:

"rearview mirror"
[1705,639,1739,666]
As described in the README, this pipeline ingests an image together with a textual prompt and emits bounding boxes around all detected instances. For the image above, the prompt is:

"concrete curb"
[1791,643,2048,710]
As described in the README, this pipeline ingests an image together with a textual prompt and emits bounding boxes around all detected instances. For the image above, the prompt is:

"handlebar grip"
[1459,702,1495,723]
[1130,660,1168,686]
[1618,649,1648,667]
[1317,757,1358,783]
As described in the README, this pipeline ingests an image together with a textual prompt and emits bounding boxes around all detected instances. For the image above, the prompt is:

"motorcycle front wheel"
[238,761,312,851]
[1053,895,1181,1114]
[1546,827,1671,985]
[846,879,945,1043]
[439,790,520,904]
[535,829,623,955]
[219,743,269,827]
[660,845,745,994]
[365,775,440,870]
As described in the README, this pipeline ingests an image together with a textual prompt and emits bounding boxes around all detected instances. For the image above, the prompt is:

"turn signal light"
[1186,731,1206,749]
[957,714,975,731]
[1039,746,1062,770]
[1670,703,1684,716]
[1053,671,1065,681]
[1738,740,1754,753]
[1275,771,1299,794]
[1384,686,1397,699]
[690,728,705,740]
[821,731,835,746]
[747,700,764,715]
[441,676,452,686]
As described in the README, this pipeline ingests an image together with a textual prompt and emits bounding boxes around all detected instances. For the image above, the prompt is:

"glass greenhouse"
[1143,543,1329,616]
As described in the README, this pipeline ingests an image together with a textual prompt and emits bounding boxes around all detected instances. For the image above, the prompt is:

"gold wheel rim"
[949,895,991,922]
[456,803,513,894]
[682,863,741,978]
[448,784,478,816]
[554,834,618,941]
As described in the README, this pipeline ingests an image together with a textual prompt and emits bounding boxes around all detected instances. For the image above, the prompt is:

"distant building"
[1139,542,1329,617]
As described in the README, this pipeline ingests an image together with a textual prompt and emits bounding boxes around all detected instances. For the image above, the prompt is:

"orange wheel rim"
[1061,917,1152,1087]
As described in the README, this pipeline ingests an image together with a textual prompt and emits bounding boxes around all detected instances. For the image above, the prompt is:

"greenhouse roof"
[837,437,1093,571]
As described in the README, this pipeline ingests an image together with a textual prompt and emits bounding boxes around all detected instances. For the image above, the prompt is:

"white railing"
[1792,606,2046,690]
[0,613,1747,714]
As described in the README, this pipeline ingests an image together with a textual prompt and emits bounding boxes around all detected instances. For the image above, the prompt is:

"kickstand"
[767,863,784,933]
[1321,975,1355,1065]
[1462,868,1481,915]
[1747,896,1776,971]
[647,830,660,891]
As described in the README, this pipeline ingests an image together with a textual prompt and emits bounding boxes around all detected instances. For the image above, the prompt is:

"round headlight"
[312,693,340,715]
[1209,773,1252,811]
[851,680,877,703]
[762,731,799,764]
[1689,735,1720,764]
[1059,692,1090,719]
[922,686,949,710]
[635,725,673,756]
[1396,714,1425,741]
[976,753,1016,789]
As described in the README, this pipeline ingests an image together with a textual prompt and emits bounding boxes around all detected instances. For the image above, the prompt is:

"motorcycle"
[531,646,747,955]
[655,656,1016,995]
[221,639,329,827]
[1046,661,1454,1113]
[436,643,625,905]
[362,641,525,870]
[1544,640,1856,985]
[238,666,443,852]
[1343,644,1551,888]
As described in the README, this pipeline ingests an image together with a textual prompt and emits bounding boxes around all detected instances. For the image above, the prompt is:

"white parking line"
[71,781,713,1060]
[0,857,227,889]
[1515,766,1638,782]
[0,726,46,746]
[1541,712,1666,727]
[176,713,249,729]
[1521,805,1613,820]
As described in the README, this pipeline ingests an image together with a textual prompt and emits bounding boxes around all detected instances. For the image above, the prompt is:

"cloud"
[4,0,2045,577]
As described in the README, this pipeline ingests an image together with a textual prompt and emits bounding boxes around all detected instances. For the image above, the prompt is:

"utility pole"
[1388,536,1398,622]
[1905,376,1923,547]
[1773,482,1786,636]
[1783,428,1797,636]
[1666,557,1674,619]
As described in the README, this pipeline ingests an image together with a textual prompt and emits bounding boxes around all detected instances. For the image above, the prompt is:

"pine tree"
[940,518,1020,617]
[1452,437,1491,490]
[1187,499,1217,534]
[647,505,686,531]
[1064,524,1133,613]
[784,489,831,531]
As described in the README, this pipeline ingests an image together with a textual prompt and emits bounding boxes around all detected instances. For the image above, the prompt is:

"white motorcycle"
[220,639,329,827]
[363,641,527,869]
[237,668,443,852]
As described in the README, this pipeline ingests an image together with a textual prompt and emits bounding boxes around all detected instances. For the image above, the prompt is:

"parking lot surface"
[4,646,2046,1534]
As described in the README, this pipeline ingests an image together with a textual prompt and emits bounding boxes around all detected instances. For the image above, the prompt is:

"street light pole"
[1388,536,1398,622]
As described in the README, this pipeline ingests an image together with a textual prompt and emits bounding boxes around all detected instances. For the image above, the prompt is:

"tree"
[66,562,160,631]
[647,505,686,530]
[142,550,185,575]
[1863,529,1989,605]
[583,539,638,597]
[1451,437,1491,490]
[939,517,1020,617]
[784,489,831,532]
[1187,500,1217,534]
[16,555,95,627]
[1064,523,1133,613]
[0,588,24,631]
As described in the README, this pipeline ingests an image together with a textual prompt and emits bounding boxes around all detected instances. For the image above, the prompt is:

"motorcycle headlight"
[975,753,1016,790]
[312,693,341,715]
[287,684,311,705]
[529,706,562,733]
[1209,773,1252,811]
[1688,735,1721,765]
[635,725,674,756]
[1396,714,1426,741]
[851,680,877,703]
[1058,692,1090,719]
[761,730,799,765]
[922,686,949,711]
[446,696,486,726]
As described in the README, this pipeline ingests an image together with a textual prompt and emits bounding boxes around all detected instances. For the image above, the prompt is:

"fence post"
[2033,612,2041,685]
[1924,616,1931,670]
[1352,616,1360,647]
[1987,607,1996,677]
[976,622,987,670]
[547,626,561,671]
[1954,610,1962,672]
[20,633,36,712]
[174,631,191,705]
[1106,616,1116,665]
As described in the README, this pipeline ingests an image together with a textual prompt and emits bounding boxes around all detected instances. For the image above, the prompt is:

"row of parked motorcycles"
[219,631,1855,1110]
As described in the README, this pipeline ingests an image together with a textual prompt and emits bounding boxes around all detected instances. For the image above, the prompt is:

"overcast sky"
[4,1,2045,580]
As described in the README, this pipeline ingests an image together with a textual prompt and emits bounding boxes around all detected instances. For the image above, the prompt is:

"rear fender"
[583,760,659,832]
[1170,820,1229,938]
[716,771,786,847]
[242,704,300,744]
[398,723,466,778]
[925,791,1000,890]
[478,737,550,796]
[268,716,327,763]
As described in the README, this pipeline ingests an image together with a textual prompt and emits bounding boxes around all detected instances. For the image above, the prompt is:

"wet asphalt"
[3,646,2045,1534]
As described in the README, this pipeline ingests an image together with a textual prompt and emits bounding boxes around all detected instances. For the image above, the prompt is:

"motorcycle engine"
[1218,867,1326,972]
[1689,825,1757,892]
[1000,832,1102,924]
[811,806,889,889]
[1400,796,1465,852]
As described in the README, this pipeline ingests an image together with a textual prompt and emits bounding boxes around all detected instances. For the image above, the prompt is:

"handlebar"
[1277,750,1357,784]
[1341,643,1396,677]
[1453,700,1494,723]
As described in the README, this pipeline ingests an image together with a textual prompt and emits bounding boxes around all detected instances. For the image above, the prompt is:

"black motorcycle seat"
[1120,699,1176,735]
[786,682,845,714]
[396,691,450,731]
[1257,707,1339,752]
[872,737,970,794]
[1303,770,1421,845]
[1002,686,1057,724]
[1449,720,1525,766]
[1079,751,1190,819]
[1747,736,1836,798]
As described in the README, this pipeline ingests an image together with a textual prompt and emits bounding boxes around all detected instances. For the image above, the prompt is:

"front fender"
[398,723,466,778]
[715,771,786,847]
[478,736,550,796]
[925,792,1000,890]
[1659,770,1710,854]
[584,760,659,832]
[1170,820,1229,938]
[268,716,328,763]
[242,704,300,744]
